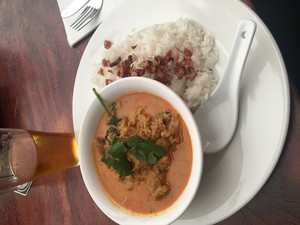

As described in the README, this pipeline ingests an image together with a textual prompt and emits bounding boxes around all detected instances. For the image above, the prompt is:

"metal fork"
[71,0,103,31]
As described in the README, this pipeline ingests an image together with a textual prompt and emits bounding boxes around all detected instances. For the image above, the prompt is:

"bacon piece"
[164,50,173,61]
[131,54,138,62]
[109,57,122,67]
[135,69,145,76]
[102,58,110,67]
[183,48,193,58]
[104,40,112,49]
[105,79,113,85]
[100,47,195,85]
[175,66,185,79]
[128,55,135,64]
[138,60,149,69]
[98,68,104,75]
[117,59,131,78]
[172,47,194,79]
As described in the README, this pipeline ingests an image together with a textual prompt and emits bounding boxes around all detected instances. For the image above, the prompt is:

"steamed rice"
[92,18,218,110]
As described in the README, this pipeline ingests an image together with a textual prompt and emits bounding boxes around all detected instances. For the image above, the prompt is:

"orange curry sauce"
[93,91,193,216]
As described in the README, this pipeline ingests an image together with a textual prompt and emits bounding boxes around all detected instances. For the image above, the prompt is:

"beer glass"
[0,129,78,194]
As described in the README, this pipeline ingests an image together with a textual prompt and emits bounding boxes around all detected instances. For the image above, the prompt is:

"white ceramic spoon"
[194,19,257,154]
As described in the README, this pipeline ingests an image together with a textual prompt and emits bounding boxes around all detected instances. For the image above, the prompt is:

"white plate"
[72,0,290,224]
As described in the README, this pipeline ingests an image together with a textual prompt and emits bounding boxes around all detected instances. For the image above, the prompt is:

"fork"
[71,0,103,31]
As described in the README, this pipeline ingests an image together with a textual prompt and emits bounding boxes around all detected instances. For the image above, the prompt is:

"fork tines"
[71,6,99,31]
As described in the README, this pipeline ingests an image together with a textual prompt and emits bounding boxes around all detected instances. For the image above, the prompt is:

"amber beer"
[29,131,78,179]
[1,129,78,191]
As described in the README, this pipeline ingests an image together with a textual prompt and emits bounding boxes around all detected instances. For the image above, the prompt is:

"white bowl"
[78,77,203,225]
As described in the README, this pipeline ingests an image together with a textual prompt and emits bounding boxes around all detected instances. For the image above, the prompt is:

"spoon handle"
[219,19,257,97]
[194,20,256,154]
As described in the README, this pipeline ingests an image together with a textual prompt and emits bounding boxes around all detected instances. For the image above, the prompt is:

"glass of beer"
[0,129,78,194]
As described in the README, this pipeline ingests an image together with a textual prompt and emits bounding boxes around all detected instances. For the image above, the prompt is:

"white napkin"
[57,0,122,47]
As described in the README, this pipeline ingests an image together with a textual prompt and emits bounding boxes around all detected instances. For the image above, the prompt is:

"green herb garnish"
[126,136,165,164]
[93,89,166,177]
[101,136,165,176]
[101,138,132,177]
[92,88,121,126]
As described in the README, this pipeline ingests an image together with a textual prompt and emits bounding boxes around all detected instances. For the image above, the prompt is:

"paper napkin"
[56,0,122,47]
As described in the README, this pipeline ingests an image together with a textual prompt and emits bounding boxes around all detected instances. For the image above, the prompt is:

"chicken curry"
[93,91,193,215]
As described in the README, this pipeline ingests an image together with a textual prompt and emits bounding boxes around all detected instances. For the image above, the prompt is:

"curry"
[93,91,193,215]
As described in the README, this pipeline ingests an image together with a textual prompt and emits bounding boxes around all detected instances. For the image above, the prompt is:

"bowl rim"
[78,77,203,225]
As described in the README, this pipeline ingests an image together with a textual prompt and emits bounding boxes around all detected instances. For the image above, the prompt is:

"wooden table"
[0,0,299,224]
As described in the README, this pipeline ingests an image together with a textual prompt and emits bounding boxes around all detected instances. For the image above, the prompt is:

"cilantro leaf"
[101,139,132,176]
[126,135,143,148]
[112,154,132,177]
[101,136,166,177]
[126,136,165,164]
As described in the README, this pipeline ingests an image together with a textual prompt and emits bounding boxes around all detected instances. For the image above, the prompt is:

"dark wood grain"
[0,0,299,225]
[0,0,116,224]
